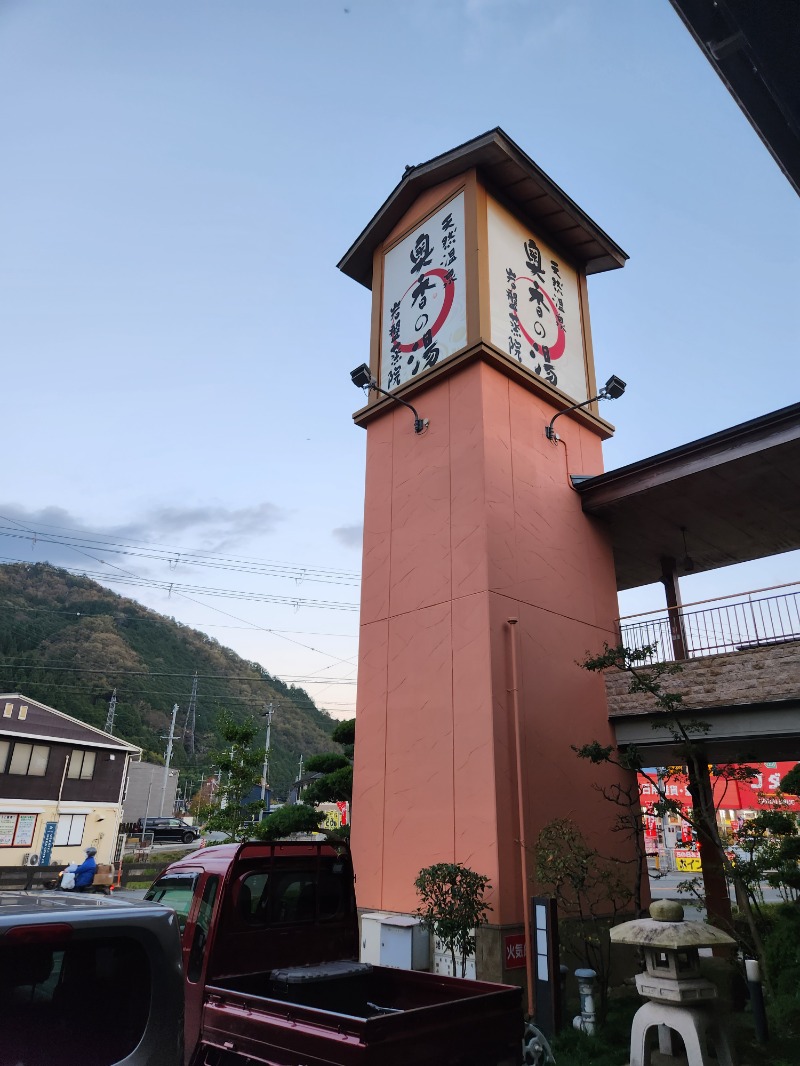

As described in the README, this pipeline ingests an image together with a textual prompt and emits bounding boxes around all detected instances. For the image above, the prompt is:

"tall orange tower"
[338,129,641,985]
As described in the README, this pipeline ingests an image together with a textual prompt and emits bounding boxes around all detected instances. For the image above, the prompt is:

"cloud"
[332,524,363,550]
[115,502,285,550]
[0,500,287,568]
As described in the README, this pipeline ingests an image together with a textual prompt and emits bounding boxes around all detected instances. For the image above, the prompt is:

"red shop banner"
[638,763,800,814]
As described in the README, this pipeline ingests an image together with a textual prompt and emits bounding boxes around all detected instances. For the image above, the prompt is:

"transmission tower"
[183,672,198,756]
[104,689,117,734]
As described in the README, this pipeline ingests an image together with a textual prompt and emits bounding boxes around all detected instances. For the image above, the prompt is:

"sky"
[1,0,798,722]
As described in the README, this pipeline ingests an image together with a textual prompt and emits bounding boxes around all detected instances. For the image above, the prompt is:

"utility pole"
[261,703,275,820]
[159,704,179,816]
[297,753,304,801]
[183,672,198,756]
[104,689,117,735]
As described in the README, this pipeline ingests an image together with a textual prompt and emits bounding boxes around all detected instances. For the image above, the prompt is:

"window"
[144,872,199,934]
[188,875,219,982]
[67,749,96,780]
[0,934,151,1066]
[8,743,49,776]
[55,813,86,847]
[238,860,350,928]
[0,740,9,773]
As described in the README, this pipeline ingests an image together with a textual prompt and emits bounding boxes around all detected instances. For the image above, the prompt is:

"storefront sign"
[504,932,527,969]
[674,849,702,872]
[488,198,587,404]
[381,192,467,390]
[639,763,800,815]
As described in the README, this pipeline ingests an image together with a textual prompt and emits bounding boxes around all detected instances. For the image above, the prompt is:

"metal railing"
[619,582,800,663]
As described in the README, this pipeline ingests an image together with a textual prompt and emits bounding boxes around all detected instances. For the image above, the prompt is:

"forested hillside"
[0,563,337,799]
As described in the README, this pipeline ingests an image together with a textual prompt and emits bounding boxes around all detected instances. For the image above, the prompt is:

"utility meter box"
[360,912,430,971]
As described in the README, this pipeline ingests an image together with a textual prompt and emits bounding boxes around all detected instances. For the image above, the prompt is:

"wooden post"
[660,556,687,661]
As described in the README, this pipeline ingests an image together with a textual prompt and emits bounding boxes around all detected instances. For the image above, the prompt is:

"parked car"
[136,817,200,844]
[0,891,183,1065]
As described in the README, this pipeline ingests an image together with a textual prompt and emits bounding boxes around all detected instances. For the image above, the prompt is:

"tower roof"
[338,127,628,289]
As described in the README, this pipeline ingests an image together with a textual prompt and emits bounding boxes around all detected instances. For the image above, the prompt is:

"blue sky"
[1,1,798,719]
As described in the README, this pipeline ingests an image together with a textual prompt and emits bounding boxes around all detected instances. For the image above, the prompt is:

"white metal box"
[360,911,430,970]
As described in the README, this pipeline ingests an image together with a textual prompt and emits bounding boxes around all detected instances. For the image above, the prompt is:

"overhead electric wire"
[0,661,357,683]
[0,561,358,612]
[0,514,361,695]
[0,678,355,711]
[0,601,357,639]
[0,518,360,585]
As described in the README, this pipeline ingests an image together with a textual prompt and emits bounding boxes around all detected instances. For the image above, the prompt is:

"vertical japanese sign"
[40,821,58,866]
[487,198,588,404]
[381,192,467,391]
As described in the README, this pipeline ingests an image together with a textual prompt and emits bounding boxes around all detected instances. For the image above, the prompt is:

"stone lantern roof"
[610,899,736,951]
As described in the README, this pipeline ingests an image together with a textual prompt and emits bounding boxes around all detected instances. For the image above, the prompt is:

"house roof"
[0,693,140,753]
[576,402,800,590]
[338,127,628,289]
[669,0,800,195]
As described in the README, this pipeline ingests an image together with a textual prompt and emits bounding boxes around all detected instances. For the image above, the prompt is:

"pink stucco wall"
[351,358,639,925]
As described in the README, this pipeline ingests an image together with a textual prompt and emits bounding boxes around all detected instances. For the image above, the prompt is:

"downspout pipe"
[507,618,535,1019]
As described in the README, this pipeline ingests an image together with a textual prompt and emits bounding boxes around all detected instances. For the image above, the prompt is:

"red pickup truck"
[145,840,523,1066]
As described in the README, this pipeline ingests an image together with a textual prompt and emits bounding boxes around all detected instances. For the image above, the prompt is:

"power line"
[0,520,360,585]
[0,661,357,683]
[0,561,358,612]
[0,677,356,710]
[0,601,357,638]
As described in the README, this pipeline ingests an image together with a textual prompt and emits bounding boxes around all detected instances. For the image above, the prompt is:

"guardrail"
[619,582,800,663]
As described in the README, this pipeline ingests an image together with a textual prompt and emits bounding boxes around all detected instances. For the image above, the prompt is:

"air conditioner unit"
[23,853,40,867]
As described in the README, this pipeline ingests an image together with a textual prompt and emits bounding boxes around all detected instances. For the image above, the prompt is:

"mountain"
[0,562,340,799]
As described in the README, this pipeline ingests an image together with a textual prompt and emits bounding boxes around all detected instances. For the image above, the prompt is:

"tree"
[202,713,263,841]
[414,863,492,978]
[251,718,357,844]
[577,642,770,986]
[253,803,324,840]
[780,762,800,798]
[302,718,355,806]
[532,818,634,1020]
[732,809,800,905]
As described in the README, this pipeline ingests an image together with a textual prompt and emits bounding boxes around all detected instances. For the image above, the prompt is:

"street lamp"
[350,362,429,434]
[545,374,626,442]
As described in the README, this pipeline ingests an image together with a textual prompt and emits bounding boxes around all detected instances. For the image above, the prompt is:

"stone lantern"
[610,899,736,1066]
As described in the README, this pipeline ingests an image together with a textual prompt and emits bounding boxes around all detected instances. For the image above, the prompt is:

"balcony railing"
[618,582,800,664]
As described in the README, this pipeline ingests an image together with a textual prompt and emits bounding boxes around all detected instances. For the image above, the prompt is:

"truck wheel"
[522,1021,555,1065]
[182,831,195,844]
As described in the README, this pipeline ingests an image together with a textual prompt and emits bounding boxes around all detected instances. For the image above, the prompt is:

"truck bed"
[198,963,522,1066]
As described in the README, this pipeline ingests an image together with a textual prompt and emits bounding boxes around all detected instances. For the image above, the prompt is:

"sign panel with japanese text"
[504,932,527,970]
[381,193,467,391]
[487,198,588,404]
[40,821,58,866]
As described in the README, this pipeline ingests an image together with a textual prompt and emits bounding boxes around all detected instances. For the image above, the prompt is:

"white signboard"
[487,198,588,404]
[381,192,467,391]
[14,814,36,847]
[0,814,16,847]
